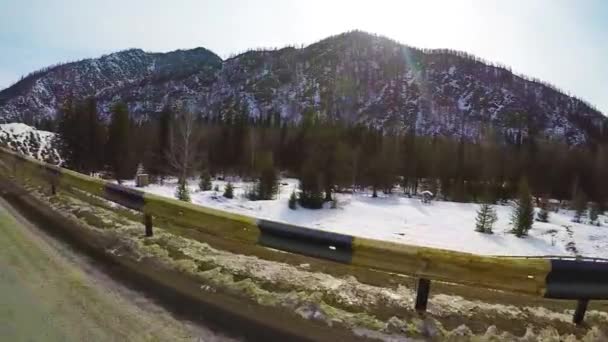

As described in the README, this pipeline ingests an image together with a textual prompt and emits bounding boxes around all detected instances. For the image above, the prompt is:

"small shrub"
[536,208,549,222]
[299,190,324,209]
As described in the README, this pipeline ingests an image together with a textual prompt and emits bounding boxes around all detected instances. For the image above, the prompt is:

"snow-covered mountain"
[0,123,61,164]
[1,31,607,144]
[0,47,222,124]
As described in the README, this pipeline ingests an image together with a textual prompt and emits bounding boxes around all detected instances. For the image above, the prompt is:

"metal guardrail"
[1,146,607,325]
[492,255,608,263]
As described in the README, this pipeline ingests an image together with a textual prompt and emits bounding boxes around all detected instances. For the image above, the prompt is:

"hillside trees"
[50,94,608,213]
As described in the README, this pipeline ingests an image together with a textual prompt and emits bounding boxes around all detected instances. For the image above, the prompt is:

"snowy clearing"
[124,177,608,259]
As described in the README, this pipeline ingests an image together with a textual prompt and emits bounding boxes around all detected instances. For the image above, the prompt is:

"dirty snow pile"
[0,123,61,164]
[125,177,608,259]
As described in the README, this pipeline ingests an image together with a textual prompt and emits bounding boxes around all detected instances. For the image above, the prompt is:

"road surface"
[0,198,233,342]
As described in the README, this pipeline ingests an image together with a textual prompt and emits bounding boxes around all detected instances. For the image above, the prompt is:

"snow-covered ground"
[0,123,61,164]
[124,177,608,258]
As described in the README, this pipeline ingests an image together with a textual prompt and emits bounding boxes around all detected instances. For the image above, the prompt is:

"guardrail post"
[144,214,153,237]
[415,278,431,312]
[573,299,588,325]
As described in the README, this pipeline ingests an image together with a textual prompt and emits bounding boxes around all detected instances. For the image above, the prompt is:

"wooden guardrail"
[1,146,607,324]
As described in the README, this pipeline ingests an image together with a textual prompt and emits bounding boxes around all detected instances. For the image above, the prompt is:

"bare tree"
[166,106,200,183]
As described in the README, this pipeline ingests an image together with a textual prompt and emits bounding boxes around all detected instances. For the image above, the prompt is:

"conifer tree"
[223,182,234,199]
[510,178,534,237]
[298,161,324,209]
[82,97,105,174]
[175,180,190,202]
[252,152,278,200]
[56,97,105,174]
[199,170,212,191]
[475,203,498,233]
[56,97,78,169]
[107,102,132,183]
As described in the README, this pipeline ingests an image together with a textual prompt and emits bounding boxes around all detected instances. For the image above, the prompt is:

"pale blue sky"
[1,0,607,114]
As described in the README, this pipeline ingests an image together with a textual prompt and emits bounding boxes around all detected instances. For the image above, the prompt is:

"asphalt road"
[0,198,234,342]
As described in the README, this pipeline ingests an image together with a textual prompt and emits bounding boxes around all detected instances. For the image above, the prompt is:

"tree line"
[54,98,608,211]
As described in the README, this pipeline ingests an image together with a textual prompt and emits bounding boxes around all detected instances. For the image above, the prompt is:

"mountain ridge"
[1,30,606,145]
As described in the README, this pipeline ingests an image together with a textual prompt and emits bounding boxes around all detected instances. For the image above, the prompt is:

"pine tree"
[252,152,278,200]
[107,102,132,183]
[510,178,534,237]
[475,203,497,234]
[175,180,190,202]
[288,191,297,210]
[572,191,588,223]
[82,97,105,174]
[56,97,78,169]
[256,166,278,200]
[223,182,234,199]
[298,161,324,209]
[199,170,212,191]
[56,97,105,173]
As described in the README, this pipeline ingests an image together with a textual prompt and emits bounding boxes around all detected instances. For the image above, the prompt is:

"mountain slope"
[1,31,606,144]
[210,32,607,144]
[0,48,222,123]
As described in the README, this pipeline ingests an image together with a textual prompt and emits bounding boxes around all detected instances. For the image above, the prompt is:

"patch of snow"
[125,177,608,258]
